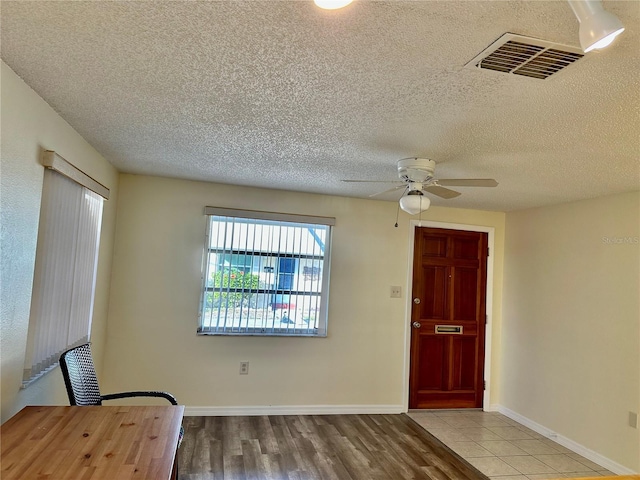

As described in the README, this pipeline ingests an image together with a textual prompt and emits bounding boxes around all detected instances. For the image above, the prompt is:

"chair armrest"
[101,391,178,405]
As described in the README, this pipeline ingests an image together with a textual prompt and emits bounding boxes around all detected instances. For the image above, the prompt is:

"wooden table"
[1,405,184,480]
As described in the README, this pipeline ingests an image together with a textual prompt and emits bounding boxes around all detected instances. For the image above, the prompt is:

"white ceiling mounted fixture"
[568,0,625,53]
[466,33,584,80]
[399,189,431,215]
[314,0,353,10]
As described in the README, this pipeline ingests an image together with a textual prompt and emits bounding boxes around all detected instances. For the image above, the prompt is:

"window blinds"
[22,154,107,386]
[199,208,334,336]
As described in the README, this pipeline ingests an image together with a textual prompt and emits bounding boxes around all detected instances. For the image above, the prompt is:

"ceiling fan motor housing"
[397,158,436,183]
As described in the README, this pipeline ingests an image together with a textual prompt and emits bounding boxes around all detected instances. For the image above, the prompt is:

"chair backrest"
[59,342,102,406]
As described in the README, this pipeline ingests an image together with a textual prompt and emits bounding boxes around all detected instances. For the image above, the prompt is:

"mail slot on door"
[435,325,463,334]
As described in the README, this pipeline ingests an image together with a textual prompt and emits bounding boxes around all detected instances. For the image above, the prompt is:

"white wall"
[102,174,505,412]
[502,191,640,471]
[0,62,119,422]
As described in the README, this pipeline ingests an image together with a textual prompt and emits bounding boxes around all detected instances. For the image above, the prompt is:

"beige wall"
[0,62,119,422]
[502,191,640,471]
[102,174,505,410]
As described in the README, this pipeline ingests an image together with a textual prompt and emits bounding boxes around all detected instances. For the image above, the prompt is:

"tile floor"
[407,410,616,480]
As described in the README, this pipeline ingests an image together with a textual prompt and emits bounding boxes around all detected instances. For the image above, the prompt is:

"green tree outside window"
[207,268,260,308]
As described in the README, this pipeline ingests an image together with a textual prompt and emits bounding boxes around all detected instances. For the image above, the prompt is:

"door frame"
[403,220,495,411]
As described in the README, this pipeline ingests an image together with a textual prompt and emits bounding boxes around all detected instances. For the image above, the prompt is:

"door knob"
[413,298,421,304]
[412,321,421,328]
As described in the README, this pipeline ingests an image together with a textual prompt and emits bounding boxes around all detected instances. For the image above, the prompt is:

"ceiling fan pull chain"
[394,201,400,228]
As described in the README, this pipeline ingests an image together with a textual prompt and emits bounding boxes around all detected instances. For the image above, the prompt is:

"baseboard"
[497,405,637,475]
[185,404,406,417]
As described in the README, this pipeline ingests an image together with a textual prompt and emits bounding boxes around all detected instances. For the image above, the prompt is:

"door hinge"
[485,314,488,324]
[483,381,486,390]
[487,247,490,257]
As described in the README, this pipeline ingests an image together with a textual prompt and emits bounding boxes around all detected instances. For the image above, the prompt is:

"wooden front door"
[409,227,488,409]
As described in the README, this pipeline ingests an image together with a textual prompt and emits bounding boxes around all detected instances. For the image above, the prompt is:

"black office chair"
[59,342,178,406]
[59,342,184,477]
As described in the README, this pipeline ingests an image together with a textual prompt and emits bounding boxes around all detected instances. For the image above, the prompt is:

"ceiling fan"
[343,158,498,215]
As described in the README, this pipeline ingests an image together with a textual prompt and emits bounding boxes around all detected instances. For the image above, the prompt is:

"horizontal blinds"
[22,169,104,386]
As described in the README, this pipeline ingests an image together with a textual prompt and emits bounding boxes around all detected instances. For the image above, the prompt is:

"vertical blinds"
[22,161,106,386]
[199,208,333,336]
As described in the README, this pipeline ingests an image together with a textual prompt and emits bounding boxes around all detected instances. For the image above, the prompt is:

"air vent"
[466,33,584,80]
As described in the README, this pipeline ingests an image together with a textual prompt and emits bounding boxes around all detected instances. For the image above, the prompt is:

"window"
[199,207,334,336]
[22,151,108,386]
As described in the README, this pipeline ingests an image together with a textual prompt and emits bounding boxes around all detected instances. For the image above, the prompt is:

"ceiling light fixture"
[568,0,625,53]
[399,190,430,215]
[314,0,353,10]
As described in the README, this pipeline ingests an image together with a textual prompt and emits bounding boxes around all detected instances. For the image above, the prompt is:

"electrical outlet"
[629,411,637,428]
[239,361,249,375]
[390,286,402,298]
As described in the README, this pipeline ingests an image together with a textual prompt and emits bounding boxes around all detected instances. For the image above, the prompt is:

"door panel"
[422,235,448,258]
[453,267,479,321]
[409,227,488,409]
[452,336,477,391]
[452,237,481,260]
[421,266,448,320]
[417,336,447,390]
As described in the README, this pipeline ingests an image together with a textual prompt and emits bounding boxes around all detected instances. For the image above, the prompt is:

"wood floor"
[178,414,489,480]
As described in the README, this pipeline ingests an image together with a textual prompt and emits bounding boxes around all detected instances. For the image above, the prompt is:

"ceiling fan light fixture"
[399,191,431,215]
[568,0,625,52]
[314,0,353,9]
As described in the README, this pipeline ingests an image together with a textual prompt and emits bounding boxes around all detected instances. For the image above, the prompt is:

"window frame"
[198,207,335,337]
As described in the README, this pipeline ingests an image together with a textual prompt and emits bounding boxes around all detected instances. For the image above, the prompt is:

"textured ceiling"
[2,0,639,211]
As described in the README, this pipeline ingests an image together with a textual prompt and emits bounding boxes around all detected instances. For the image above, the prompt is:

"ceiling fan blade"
[436,179,498,187]
[342,180,404,184]
[368,184,406,198]
[425,185,462,199]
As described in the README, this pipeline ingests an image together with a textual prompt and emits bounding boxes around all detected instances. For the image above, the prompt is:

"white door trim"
[402,220,495,411]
